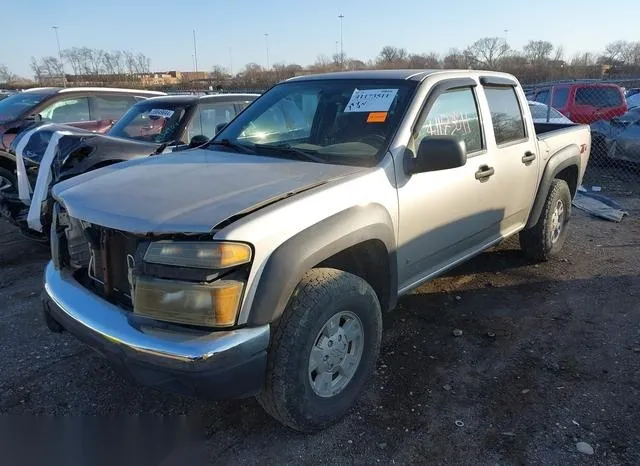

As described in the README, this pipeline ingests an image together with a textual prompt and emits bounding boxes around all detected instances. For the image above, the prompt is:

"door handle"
[522,151,536,163]
[475,165,495,180]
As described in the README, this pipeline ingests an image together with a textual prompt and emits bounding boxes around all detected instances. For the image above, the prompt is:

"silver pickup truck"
[42,70,591,432]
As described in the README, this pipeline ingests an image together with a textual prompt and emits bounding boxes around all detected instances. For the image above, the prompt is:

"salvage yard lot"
[1,194,639,465]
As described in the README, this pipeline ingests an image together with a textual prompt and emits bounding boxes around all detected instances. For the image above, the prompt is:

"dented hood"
[52,149,367,234]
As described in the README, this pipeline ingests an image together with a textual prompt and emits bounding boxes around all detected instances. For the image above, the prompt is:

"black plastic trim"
[526,152,581,228]
[480,75,519,87]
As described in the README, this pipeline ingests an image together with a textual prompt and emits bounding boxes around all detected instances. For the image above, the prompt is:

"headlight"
[144,241,251,269]
[133,276,243,327]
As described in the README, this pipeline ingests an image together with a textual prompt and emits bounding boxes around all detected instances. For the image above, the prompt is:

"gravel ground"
[1,192,639,465]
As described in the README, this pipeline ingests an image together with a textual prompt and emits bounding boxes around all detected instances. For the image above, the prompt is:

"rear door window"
[40,97,90,123]
[575,87,623,107]
[551,87,569,108]
[91,95,136,121]
[187,102,238,140]
[484,87,526,145]
[534,90,549,104]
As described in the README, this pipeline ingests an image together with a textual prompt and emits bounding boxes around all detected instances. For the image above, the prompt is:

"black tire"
[258,268,382,432]
[0,166,17,195]
[519,179,571,261]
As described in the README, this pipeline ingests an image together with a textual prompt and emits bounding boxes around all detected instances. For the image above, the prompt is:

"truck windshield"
[0,92,50,122]
[212,79,417,166]
[108,102,190,143]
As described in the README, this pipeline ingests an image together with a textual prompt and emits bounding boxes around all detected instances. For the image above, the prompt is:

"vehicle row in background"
[0,92,259,239]
[526,81,627,124]
[0,87,165,194]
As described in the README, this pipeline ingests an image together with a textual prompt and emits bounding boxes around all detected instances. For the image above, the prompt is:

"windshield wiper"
[208,138,255,154]
[252,143,327,163]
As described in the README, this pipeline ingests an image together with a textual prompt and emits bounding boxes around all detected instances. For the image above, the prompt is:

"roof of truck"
[286,69,520,84]
[287,69,441,82]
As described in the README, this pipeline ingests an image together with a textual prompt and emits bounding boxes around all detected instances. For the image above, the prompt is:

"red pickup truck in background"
[529,82,627,124]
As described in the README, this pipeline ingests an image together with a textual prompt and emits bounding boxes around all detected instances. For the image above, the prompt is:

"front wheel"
[258,268,382,432]
[519,179,572,261]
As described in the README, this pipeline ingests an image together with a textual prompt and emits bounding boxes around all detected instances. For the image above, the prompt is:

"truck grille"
[57,207,143,308]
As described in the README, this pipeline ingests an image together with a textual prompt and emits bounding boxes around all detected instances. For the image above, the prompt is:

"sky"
[2,0,638,78]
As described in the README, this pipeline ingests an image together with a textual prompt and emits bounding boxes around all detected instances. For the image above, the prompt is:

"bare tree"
[30,57,44,82]
[88,49,105,74]
[0,64,14,84]
[102,51,125,75]
[136,53,151,73]
[332,52,347,68]
[443,48,469,69]
[464,37,510,68]
[552,46,565,63]
[376,46,408,68]
[631,42,640,66]
[570,52,596,67]
[62,48,82,75]
[603,40,631,63]
[122,51,137,74]
[523,40,554,63]
[310,54,333,72]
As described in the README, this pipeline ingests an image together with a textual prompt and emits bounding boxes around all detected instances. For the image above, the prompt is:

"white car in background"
[528,101,574,124]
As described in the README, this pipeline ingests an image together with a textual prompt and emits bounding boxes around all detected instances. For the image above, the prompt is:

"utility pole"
[192,29,199,72]
[338,14,344,68]
[52,25,66,87]
[229,47,233,75]
[264,33,270,70]
[503,29,509,52]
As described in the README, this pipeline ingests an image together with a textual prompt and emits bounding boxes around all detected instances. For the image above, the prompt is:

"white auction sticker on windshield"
[344,88,398,113]
[148,108,175,118]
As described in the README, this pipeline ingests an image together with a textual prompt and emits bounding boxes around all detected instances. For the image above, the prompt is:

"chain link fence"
[523,78,640,193]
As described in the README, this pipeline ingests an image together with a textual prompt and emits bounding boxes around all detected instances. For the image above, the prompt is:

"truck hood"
[52,149,368,234]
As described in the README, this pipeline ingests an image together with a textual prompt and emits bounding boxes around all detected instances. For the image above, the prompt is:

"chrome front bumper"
[42,261,269,399]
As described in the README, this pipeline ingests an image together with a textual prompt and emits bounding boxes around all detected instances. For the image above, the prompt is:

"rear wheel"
[519,179,571,261]
[258,268,382,432]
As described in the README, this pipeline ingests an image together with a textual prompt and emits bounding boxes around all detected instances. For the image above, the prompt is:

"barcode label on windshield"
[148,108,175,118]
[345,88,398,113]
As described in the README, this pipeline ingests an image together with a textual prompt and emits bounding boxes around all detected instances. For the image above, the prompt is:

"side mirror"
[189,134,210,148]
[215,122,228,134]
[406,136,467,174]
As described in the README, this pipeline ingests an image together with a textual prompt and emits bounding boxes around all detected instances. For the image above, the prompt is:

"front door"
[396,83,499,291]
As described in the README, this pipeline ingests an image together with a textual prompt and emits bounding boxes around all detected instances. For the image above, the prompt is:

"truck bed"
[534,122,591,184]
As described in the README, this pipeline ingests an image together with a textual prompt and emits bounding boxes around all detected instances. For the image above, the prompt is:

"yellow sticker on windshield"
[367,112,388,123]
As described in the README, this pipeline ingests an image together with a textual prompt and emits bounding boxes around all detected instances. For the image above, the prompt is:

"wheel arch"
[246,204,397,326]
[526,146,581,229]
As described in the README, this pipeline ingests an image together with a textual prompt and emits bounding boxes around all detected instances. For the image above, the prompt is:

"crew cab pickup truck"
[42,70,591,432]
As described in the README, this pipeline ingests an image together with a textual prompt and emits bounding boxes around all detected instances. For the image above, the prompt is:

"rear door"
[479,82,539,235]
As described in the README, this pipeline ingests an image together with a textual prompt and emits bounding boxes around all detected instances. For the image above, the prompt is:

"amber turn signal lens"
[144,242,252,269]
